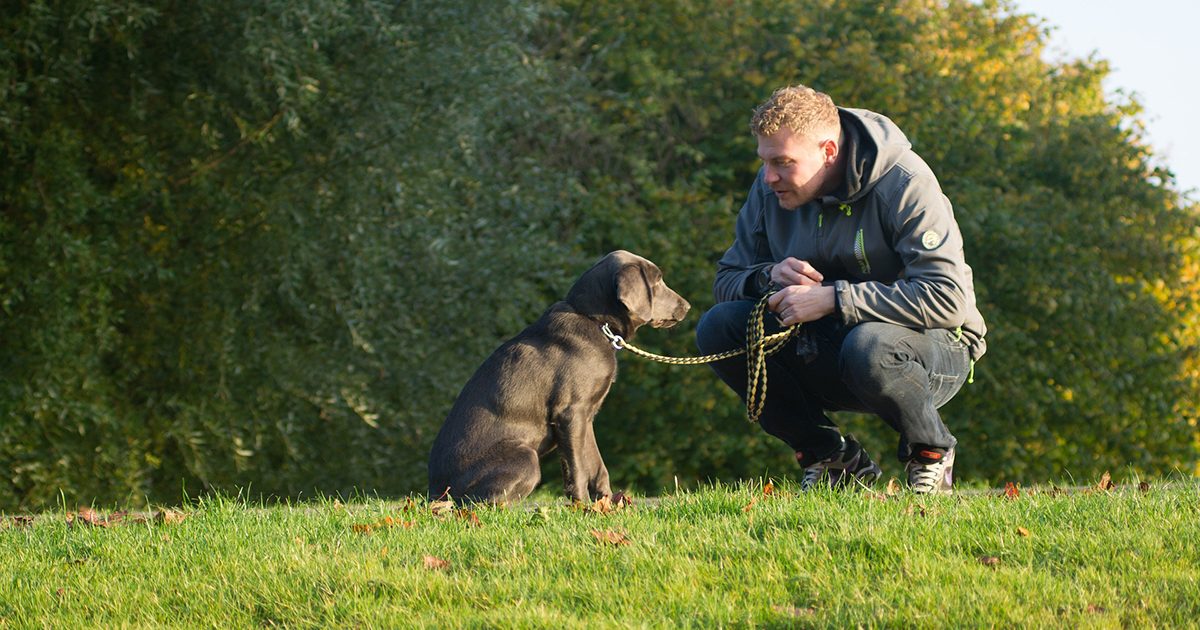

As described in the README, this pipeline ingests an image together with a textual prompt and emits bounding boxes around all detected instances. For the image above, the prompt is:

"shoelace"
[909,460,947,492]
[802,464,827,490]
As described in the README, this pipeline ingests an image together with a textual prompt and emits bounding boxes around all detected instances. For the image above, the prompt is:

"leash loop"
[600,323,625,351]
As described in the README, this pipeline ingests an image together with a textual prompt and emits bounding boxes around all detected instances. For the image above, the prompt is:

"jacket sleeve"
[714,171,775,303]
[834,171,970,330]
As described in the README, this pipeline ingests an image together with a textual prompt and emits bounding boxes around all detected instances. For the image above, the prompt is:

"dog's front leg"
[553,410,611,502]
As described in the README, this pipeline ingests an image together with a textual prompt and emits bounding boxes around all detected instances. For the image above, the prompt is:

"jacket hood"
[822,108,912,206]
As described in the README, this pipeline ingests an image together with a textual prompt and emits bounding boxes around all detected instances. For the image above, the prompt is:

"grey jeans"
[695,300,971,462]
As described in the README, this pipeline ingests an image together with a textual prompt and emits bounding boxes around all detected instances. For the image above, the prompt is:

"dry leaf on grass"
[612,490,634,509]
[107,510,146,525]
[1001,482,1021,499]
[1016,526,1031,537]
[589,529,629,546]
[352,516,414,534]
[427,499,453,513]
[978,556,1000,567]
[423,555,450,571]
[591,496,614,514]
[885,478,901,496]
[1086,605,1106,613]
[1096,471,1115,491]
[742,497,758,512]
[763,480,775,496]
[72,508,109,528]
[904,504,926,517]
[1138,481,1151,494]
[456,509,481,528]
[2,516,30,530]
[154,510,189,525]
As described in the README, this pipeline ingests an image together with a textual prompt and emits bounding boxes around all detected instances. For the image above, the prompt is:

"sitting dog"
[427,250,690,504]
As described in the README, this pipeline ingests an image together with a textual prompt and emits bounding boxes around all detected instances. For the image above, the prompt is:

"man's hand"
[767,284,836,326]
[769,257,824,287]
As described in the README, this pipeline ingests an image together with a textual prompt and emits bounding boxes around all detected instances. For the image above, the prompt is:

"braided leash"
[600,294,800,423]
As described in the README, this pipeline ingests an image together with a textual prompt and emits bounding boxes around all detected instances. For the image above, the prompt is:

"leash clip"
[599,323,625,350]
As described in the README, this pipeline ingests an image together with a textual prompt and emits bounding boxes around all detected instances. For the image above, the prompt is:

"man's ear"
[821,138,839,164]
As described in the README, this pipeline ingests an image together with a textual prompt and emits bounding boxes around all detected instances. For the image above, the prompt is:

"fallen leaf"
[590,496,614,514]
[1138,481,1151,494]
[978,556,1000,567]
[904,504,926,517]
[402,497,416,512]
[589,529,629,546]
[154,510,189,525]
[1002,482,1020,500]
[9,516,34,529]
[742,497,758,512]
[429,500,455,515]
[1086,605,1106,613]
[885,478,901,496]
[423,555,450,570]
[352,517,413,533]
[612,490,634,509]
[75,508,108,528]
[1016,526,1030,537]
[763,480,775,496]
[1097,471,1115,491]
[457,509,481,527]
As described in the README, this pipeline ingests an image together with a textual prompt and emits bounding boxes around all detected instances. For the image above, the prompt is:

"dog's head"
[566,250,691,337]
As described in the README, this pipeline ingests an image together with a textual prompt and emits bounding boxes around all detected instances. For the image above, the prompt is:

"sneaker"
[797,434,883,491]
[906,446,955,494]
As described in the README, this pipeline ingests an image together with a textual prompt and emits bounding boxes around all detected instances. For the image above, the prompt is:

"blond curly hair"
[749,85,841,140]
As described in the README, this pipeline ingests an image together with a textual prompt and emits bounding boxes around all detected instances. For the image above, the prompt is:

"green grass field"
[3,479,1198,629]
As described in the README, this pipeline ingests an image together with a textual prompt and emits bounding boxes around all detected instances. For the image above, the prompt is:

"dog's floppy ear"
[616,261,658,325]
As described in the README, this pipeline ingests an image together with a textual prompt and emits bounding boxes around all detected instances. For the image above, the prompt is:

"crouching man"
[696,85,987,494]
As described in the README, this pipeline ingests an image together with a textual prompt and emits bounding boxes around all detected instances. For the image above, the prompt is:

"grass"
[2,479,1199,629]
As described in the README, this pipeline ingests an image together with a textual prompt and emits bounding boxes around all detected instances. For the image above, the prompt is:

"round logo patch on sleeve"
[921,230,941,250]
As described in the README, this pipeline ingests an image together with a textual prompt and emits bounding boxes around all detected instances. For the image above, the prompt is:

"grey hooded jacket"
[715,107,987,361]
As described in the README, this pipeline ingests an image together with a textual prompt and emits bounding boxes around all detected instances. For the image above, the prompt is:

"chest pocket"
[832,207,899,282]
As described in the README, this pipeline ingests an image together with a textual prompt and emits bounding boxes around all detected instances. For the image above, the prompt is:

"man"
[696,85,986,494]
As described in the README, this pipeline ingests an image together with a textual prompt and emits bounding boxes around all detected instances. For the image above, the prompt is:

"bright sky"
[1008,0,1200,200]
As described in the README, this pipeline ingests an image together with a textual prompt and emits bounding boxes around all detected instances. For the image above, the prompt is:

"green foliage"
[534,0,1200,487]
[2,0,1197,509]
[1,0,583,509]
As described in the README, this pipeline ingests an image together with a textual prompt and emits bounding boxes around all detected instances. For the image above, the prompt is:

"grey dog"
[427,250,691,504]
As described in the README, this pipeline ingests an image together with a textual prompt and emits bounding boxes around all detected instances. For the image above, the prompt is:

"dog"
[427,250,691,504]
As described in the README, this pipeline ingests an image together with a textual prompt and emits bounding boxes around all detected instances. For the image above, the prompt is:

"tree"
[533,0,1200,487]
[1,0,585,508]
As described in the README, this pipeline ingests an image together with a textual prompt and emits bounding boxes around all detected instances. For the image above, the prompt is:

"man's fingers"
[777,258,823,285]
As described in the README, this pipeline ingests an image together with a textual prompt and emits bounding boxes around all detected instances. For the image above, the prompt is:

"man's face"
[756,128,831,210]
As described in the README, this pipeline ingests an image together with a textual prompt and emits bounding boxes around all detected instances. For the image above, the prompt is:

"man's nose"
[764,166,779,183]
